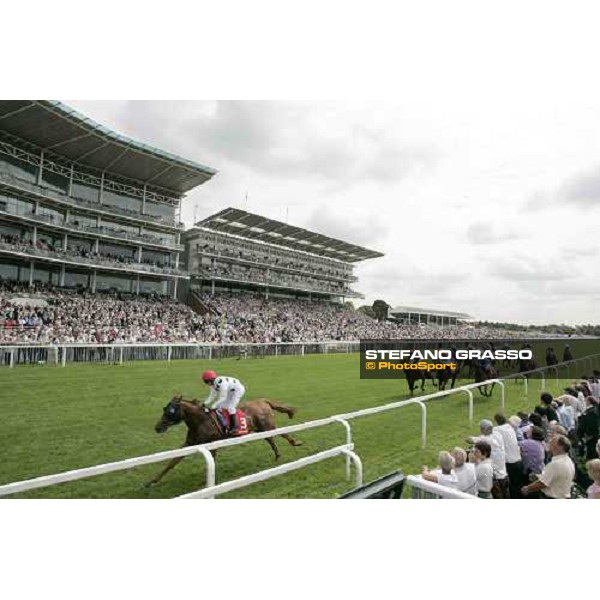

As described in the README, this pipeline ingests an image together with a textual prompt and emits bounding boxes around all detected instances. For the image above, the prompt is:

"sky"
[56,4,600,328]
[65,98,600,326]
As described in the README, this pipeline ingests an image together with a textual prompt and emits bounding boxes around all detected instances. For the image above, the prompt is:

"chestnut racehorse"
[145,396,302,486]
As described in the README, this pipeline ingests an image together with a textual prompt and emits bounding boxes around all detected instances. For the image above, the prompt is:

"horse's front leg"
[145,455,185,487]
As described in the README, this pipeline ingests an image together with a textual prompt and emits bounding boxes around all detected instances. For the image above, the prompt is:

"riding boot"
[228,412,238,435]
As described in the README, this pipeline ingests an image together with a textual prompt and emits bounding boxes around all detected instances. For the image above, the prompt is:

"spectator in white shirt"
[421,451,459,489]
[468,419,508,499]
[451,447,477,495]
[494,413,524,498]
[521,435,575,499]
[470,441,494,499]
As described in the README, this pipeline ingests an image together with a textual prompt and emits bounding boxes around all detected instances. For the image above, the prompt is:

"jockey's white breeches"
[213,384,245,414]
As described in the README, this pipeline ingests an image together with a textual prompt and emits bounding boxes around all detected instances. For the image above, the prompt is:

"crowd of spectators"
[420,385,600,499]
[0,233,181,275]
[195,235,352,281]
[0,280,203,344]
[200,263,350,295]
[0,282,559,345]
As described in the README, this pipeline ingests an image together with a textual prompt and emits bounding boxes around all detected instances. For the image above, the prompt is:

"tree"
[372,299,390,322]
[344,301,355,310]
[358,305,376,319]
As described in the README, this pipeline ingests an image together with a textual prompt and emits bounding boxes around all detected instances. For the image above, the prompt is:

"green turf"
[0,354,582,498]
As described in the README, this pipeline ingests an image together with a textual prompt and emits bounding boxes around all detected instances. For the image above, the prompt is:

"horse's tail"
[265,400,297,419]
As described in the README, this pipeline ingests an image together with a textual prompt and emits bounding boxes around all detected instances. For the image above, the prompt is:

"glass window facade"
[69,212,97,229]
[0,194,34,216]
[144,200,175,219]
[64,270,90,288]
[33,263,60,285]
[36,203,64,223]
[103,190,142,213]
[41,169,69,194]
[143,227,176,246]
[96,273,134,292]
[71,181,99,204]
[0,154,38,183]
[139,279,168,295]
[102,219,140,236]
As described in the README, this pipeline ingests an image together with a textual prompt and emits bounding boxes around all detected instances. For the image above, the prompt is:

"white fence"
[405,475,479,499]
[2,353,598,499]
[0,341,360,367]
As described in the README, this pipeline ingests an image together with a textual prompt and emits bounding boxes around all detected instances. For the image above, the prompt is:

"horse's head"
[155,395,185,433]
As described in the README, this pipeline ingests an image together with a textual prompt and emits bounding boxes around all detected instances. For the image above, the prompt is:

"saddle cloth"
[216,408,249,436]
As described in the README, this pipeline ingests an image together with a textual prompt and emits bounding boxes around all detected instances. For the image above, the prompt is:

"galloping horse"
[436,363,459,391]
[473,363,498,397]
[145,396,302,486]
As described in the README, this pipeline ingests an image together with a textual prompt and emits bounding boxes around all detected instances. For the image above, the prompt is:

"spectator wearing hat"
[521,435,575,499]
[494,413,523,498]
[468,419,508,499]
[451,447,477,496]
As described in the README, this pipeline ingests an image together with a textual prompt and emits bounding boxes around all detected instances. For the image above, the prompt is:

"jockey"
[201,370,246,434]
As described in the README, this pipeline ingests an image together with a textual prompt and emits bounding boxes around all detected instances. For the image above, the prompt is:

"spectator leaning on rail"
[450,447,477,495]
[521,435,575,499]
[421,451,459,490]
[468,419,509,499]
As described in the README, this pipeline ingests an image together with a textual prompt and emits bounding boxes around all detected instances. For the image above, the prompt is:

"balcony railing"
[194,269,362,297]
[0,204,184,251]
[194,249,358,283]
[0,171,184,230]
[0,240,188,278]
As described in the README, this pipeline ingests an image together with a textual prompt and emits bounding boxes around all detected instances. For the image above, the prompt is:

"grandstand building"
[0,101,216,297]
[388,305,472,326]
[183,207,384,302]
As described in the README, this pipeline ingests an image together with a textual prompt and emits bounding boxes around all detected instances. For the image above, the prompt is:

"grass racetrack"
[0,353,582,498]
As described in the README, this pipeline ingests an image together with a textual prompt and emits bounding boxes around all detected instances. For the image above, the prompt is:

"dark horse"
[145,395,302,486]
[436,364,459,391]
[473,363,498,397]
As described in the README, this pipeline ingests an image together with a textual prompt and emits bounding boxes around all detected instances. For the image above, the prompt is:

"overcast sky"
[65,93,600,326]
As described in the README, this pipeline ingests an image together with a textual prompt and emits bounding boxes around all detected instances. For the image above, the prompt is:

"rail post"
[167,346,172,364]
[416,400,427,449]
[9,348,14,368]
[195,446,216,498]
[334,418,353,481]
[341,448,363,488]
[464,389,474,422]
[119,347,123,365]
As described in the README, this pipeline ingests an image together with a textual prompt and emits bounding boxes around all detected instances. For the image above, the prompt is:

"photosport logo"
[359,339,534,380]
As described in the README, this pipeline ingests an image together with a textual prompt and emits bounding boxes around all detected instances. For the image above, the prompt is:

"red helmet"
[202,370,217,383]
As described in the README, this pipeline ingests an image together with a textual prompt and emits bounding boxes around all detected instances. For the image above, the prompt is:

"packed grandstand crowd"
[419,384,600,499]
[0,281,552,345]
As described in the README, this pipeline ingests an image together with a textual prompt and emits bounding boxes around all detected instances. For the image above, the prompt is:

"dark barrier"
[338,470,405,499]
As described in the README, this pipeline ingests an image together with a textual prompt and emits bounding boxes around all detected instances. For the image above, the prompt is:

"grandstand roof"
[195,207,384,263]
[390,306,472,319]
[0,101,217,194]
